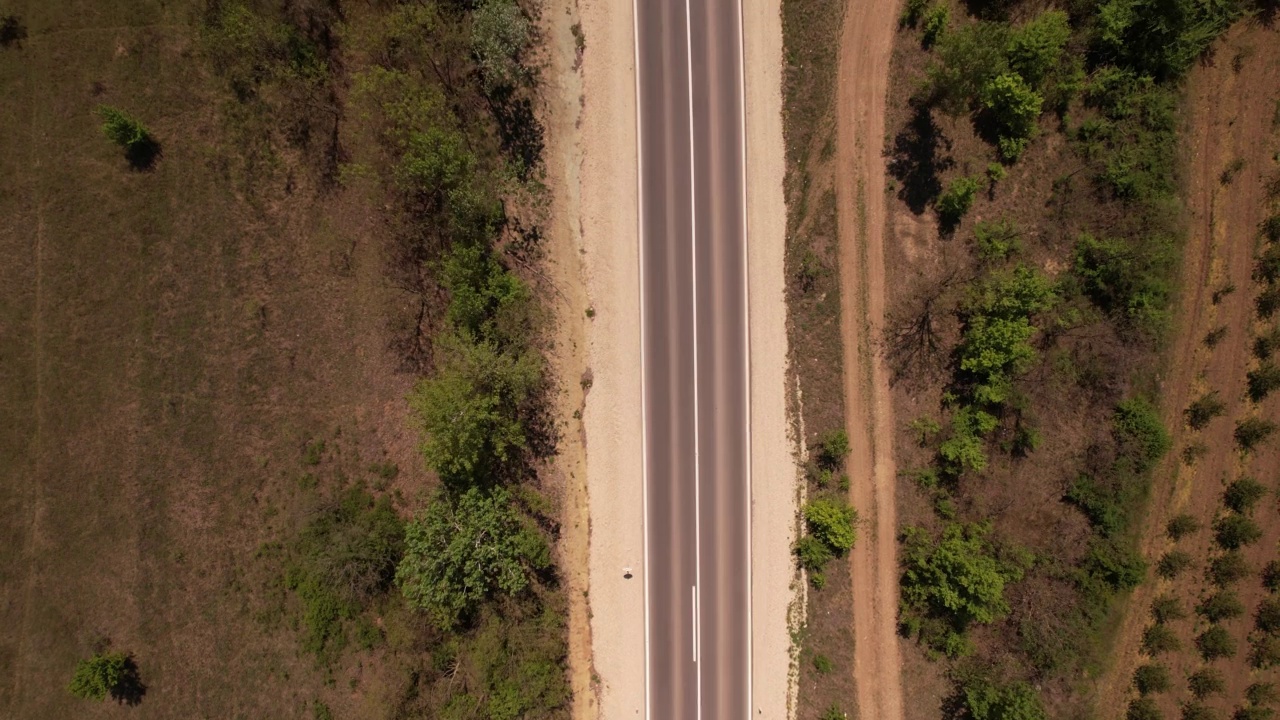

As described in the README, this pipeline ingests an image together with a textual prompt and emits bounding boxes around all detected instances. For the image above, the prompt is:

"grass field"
[0,2,447,716]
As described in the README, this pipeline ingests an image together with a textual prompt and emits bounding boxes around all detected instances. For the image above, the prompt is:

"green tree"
[1208,551,1250,586]
[927,22,1011,114]
[1114,397,1171,473]
[1186,391,1226,429]
[1236,417,1278,452]
[397,486,551,627]
[1142,624,1180,655]
[471,0,531,92]
[97,106,151,150]
[1134,663,1172,695]
[1197,625,1237,660]
[68,651,127,701]
[1197,590,1244,623]
[1005,10,1071,87]
[1248,363,1280,402]
[980,73,1043,161]
[1167,513,1200,539]
[409,331,541,486]
[963,678,1047,720]
[1224,477,1267,514]
[1128,697,1163,720]
[1215,514,1262,550]
[803,498,858,554]
[1151,594,1186,623]
[1188,668,1225,699]
[902,523,1027,628]
[937,175,981,227]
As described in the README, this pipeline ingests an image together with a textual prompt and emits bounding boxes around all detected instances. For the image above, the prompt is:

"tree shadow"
[887,100,953,215]
[0,14,26,48]
[111,655,147,706]
[125,138,162,171]
[486,85,544,183]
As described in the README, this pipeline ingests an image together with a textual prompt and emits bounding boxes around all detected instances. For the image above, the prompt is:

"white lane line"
[630,0,651,718]
[735,0,753,715]
[692,585,699,663]
[683,0,702,716]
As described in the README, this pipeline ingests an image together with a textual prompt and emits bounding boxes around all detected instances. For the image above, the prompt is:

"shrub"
[1248,363,1280,402]
[1236,417,1278,452]
[1248,683,1280,708]
[1142,623,1181,655]
[1257,597,1280,634]
[1265,561,1280,592]
[803,498,858,554]
[1206,325,1230,348]
[96,106,160,168]
[1260,286,1280,319]
[973,219,1021,261]
[813,653,834,674]
[1157,550,1193,579]
[1214,514,1262,550]
[1196,590,1244,622]
[1186,392,1226,430]
[1256,327,1280,360]
[938,175,981,228]
[817,428,851,468]
[1128,697,1163,720]
[1114,398,1171,473]
[1234,706,1276,720]
[980,73,1044,161]
[1196,625,1236,660]
[1188,667,1225,699]
[961,677,1047,720]
[1253,634,1280,669]
[1005,9,1071,87]
[68,651,128,701]
[901,523,1028,637]
[1208,551,1250,586]
[820,704,849,720]
[1134,663,1172,695]
[1167,513,1201,540]
[1073,233,1173,335]
[796,535,834,572]
[1151,594,1186,623]
[1224,477,1267,514]
[1183,702,1218,720]
[471,0,531,92]
[922,4,949,46]
[397,486,551,628]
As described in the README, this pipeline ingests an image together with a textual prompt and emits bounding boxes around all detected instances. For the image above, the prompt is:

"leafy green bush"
[1188,667,1225,699]
[1259,286,1280,319]
[922,4,949,46]
[1196,590,1244,623]
[1236,417,1278,452]
[1255,326,1280,360]
[1248,683,1280,708]
[1181,702,1218,720]
[1253,634,1280,669]
[803,498,858,554]
[471,0,531,92]
[795,535,833,572]
[1208,551,1250,586]
[1248,363,1280,402]
[1225,477,1267,514]
[1092,0,1240,80]
[973,219,1021,261]
[1186,392,1226,430]
[1151,594,1186,624]
[980,73,1043,161]
[1073,232,1174,336]
[1214,514,1262,550]
[938,175,981,227]
[1128,696,1164,720]
[1167,513,1201,540]
[1266,561,1280,592]
[1196,625,1236,660]
[1235,706,1277,720]
[397,486,550,628]
[813,653,834,674]
[1257,597,1280,634]
[958,266,1055,404]
[939,407,997,475]
[1114,397,1171,473]
[1157,550,1193,579]
[961,677,1047,720]
[1142,623,1181,655]
[1004,10,1070,87]
[820,704,849,720]
[68,651,128,701]
[817,428,851,468]
[96,105,160,168]
[1134,663,1172,695]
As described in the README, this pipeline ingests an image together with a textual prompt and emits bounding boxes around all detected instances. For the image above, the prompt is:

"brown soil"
[835,0,907,718]
[535,0,597,717]
[1096,22,1280,717]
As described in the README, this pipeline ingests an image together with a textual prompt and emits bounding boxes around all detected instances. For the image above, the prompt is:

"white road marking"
[630,0,651,717]
[693,585,700,663]
[735,0,754,714]
[683,0,703,717]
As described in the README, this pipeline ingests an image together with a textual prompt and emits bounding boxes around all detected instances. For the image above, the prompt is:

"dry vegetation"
[0,0,569,717]
[878,1,1280,720]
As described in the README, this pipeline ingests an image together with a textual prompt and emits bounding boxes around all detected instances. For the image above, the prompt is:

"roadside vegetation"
[885,0,1277,716]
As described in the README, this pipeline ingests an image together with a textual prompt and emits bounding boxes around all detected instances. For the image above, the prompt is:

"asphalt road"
[636,0,750,716]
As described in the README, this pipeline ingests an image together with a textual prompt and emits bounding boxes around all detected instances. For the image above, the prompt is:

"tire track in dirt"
[834,0,905,719]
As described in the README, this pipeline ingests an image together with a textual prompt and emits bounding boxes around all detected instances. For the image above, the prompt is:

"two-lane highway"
[636,0,750,716]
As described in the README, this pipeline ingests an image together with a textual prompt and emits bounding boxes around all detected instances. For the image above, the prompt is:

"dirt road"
[834,0,905,718]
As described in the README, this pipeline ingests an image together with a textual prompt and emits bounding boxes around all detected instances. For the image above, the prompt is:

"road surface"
[635,0,751,717]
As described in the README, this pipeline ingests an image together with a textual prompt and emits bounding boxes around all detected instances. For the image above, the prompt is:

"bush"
[1259,286,1280,319]
[803,498,858,554]
[1234,707,1276,720]
[901,523,1028,640]
[973,219,1021,261]
[68,651,128,701]
[96,105,160,168]
[813,653,834,674]
[1255,326,1280,360]
[1183,702,1219,720]
[1188,667,1225,699]
[1114,398,1171,473]
[1157,550,1193,579]
[1186,392,1226,430]
[938,175,981,228]
[820,704,849,720]
[980,73,1044,161]
[1128,697,1164,720]
[1224,477,1267,514]
[471,0,531,92]
[1142,624,1181,655]
[1208,551,1250,586]
[1253,634,1280,669]
[817,428,851,468]
[1257,597,1280,634]
[1265,561,1280,592]
[961,677,1047,720]
[1196,590,1245,622]
[1073,233,1174,335]
[1196,625,1237,660]
[397,486,551,628]
[922,4,949,46]
[1236,417,1278,452]
[1151,594,1186,623]
[795,535,834,572]
[1134,663,1172,695]
[1248,363,1280,402]
[1167,513,1201,540]
[1248,683,1280,708]
[1005,9,1070,87]
[1215,514,1262,550]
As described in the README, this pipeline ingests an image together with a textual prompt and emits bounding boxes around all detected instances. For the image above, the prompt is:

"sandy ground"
[1092,24,1280,714]
[834,0,906,718]
[535,0,598,717]
[742,0,800,717]
[574,0,646,716]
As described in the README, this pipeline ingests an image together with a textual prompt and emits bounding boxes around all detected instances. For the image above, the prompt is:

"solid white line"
[692,585,699,663]
[683,0,702,716]
[735,0,753,716]
[631,0,651,718]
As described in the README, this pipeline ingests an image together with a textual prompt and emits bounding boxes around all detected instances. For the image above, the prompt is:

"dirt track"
[834,0,906,718]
